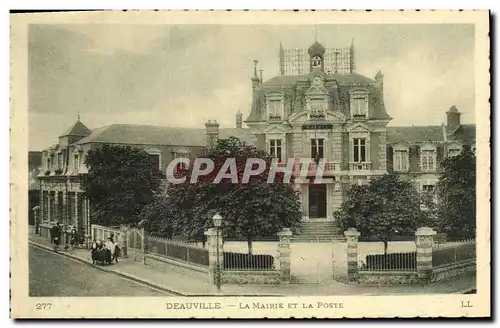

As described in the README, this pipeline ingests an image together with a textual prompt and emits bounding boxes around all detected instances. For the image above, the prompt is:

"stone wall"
[358,271,419,285]
[431,259,476,283]
[222,271,281,284]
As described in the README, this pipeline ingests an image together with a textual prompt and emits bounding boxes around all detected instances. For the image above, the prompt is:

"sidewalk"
[29,233,476,296]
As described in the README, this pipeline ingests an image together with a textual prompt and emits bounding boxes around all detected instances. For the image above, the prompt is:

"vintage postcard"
[10,10,490,318]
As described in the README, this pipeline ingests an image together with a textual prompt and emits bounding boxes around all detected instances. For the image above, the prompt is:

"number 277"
[35,303,52,310]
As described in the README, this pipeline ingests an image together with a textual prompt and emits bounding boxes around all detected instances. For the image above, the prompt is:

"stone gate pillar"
[205,228,224,285]
[344,227,361,284]
[415,227,436,283]
[277,227,293,284]
[120,225,130,258]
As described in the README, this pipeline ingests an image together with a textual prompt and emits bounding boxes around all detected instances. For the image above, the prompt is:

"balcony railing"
[349,162,372,171]
[289,160,340,176]
[268,114,283,122]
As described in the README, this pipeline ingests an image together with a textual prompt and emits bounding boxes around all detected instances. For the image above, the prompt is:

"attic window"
[308,97,327,119]
[266,92,285,122]
[350,90,369,119]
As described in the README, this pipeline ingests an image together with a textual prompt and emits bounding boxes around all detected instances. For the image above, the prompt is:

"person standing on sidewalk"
[52,222,62,252]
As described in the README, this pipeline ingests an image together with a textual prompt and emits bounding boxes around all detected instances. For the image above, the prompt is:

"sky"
[28,24,475,150]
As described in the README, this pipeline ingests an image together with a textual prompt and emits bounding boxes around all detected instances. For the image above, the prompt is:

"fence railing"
[147,235,209,267]
[92,225,122,244]
[223,251,275,271]
[360,252,417,271]
[432,240,476,268]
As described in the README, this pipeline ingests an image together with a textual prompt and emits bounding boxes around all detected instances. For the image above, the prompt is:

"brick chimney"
[205,120,220,148]
[446,105,461,135]
[236,110,243,128]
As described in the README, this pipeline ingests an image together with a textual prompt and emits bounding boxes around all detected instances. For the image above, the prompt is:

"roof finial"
[314,25,318,41]
[77,112,80,121]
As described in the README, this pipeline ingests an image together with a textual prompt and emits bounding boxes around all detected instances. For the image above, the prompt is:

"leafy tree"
[334,174,436,242]
[81,144,164,227]
[141,137,302,254]
[436,146,476,238]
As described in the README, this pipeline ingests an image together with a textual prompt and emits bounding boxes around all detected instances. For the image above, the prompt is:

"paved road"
[29,245,170,297]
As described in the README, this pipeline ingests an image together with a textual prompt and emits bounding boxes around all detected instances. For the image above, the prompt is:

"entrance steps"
[293,221,345,242]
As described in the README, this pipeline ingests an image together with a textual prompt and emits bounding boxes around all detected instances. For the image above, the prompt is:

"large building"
[35,39,475,239]
[211,40,475,236]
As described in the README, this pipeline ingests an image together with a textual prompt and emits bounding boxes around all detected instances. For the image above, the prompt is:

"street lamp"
[212,213,223,294]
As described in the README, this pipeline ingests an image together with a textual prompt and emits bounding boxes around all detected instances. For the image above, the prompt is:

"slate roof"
[219,128,251,142]
[60,120,92,137]
[451,124,476,141]
[75,124,207,147]
[386,125,445,144]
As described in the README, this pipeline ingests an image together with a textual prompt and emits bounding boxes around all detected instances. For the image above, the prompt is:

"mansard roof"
[260,72,375,88]
[387,126,445,144]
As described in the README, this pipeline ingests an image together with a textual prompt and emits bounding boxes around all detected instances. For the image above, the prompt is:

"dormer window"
[448,148,461,157]
[265,92,284,122]
[268,100,282,119]
[447,143,463,158]
[350,89,369,119]
[309,98,326,119]
[57,152,63,170]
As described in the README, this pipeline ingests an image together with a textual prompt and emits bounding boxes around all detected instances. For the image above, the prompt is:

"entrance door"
[308,184,327,218]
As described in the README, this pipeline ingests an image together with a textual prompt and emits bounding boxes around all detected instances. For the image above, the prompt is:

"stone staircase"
[292,221,345,242]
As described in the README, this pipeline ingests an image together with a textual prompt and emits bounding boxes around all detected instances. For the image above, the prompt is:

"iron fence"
[432,240,476,267]
[360,252,417,271]
[147,235,209,267]
[223,251,275,271]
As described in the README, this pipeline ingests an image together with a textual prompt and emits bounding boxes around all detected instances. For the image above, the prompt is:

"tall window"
[269,139,282,162]
[421,150,435,171]
[353,138,366,162]
[393,150,408,172]
[73,153,79,173]
[311,139,324,162]
[268,99,282,119]
[47,157,51,170]
[351,93,368,118]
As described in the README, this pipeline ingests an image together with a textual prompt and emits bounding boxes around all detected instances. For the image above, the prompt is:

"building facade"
[231,40,476,224]
[37,120,209,236]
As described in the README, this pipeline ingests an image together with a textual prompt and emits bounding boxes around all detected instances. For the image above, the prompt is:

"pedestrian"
[69,228,77,251]
[52,222,62,252]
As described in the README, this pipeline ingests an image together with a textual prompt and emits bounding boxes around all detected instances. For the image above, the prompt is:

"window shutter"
[409,145,420,172]
[386,145,394,173]
[341,132,350,170]
[370,132,380,170]
[436,145,444,172]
